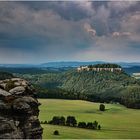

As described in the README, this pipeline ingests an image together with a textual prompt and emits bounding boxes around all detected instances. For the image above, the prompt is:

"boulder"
[0,89,11,97]
[9,86,26,95]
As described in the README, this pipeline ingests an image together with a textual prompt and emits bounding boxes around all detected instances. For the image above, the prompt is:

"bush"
[78,122,86,128]
[98,125,101,130]
[59,116,65,125]
[86,122,93,129]
[93,121,98,129]
[66,116,77,127]
[44,121,47,124]
[50,116,65,125]
[48,116,101,131]
[99,104,105,111]
[53,130,59,135]
[5,80,15,91]
[48,120,53,124]
[52,116,60,125]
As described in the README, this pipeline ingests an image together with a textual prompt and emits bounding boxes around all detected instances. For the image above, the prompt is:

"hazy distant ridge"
[1,61,140,68]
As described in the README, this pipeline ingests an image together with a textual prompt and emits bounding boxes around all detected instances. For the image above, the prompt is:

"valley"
[39,99,140,139]
[0,63,140,139]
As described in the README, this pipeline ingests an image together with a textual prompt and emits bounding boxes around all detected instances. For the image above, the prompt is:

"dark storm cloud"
[0,1,140,63]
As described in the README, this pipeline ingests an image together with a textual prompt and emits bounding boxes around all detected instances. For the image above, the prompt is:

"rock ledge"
[0,78,43,139]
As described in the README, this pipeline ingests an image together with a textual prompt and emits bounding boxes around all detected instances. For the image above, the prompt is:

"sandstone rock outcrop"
[0,78,43,139]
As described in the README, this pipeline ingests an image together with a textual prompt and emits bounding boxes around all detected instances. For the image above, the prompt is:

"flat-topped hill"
[88,63,121,68]
[14,64,140,109]
[77,64,122,72]
[61,69,140,108]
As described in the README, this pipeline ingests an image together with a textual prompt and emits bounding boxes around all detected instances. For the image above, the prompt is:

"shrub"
[66,116,77,127]
[99,104,105,111]
[44,121,47,124]
[86,122,93,129]
[48,116,101,131]
[52,116,60,125]
[59,116,65,125]
[93,121,98,129]
[50,116,65,125]
[48,120,53,124]
[53,130,59,135]
[78,122,86,128]
[5,80,15,91]
[98,125,101,130]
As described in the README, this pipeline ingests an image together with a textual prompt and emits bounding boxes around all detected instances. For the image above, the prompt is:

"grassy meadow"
[39,99,140,139]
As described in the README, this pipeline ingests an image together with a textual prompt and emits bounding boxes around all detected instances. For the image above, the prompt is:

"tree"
[66,116,77,127]
[44,121,47,124]
[48,120,53,124]
[93,121,98,129]
[98,125,101,130]
[52,116,60,125]
[88,65,93,69]
[121,86,140,109]
[78,122,86,128]
[86,122,93,129]
[0,72,14,80]
[59,116,65,125]
[99,104,105,111]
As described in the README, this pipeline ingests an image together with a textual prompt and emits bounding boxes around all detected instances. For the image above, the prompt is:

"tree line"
[87,64,122,68]
[40,116,101,130]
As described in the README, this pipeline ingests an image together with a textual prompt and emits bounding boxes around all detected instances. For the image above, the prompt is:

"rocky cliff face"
[0,78,43,139]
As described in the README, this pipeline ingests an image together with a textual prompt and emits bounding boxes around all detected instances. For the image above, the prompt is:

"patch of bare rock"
[0,78,43,139]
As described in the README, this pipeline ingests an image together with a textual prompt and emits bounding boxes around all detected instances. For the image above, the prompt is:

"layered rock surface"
[0,78,43,139]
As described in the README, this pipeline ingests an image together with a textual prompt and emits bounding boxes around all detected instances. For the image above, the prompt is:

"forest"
[15,67,140,109]
[0,64,140,109]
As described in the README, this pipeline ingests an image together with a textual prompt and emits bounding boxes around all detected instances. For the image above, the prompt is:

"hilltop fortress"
[77,64,122,72]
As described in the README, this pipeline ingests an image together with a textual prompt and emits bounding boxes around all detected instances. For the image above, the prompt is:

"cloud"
[74,1,95,16]
[0,1,140,63]
[108,1,138,11]
[96,5,110,23]
[84,23,96,37]
[121,11,140,33]
[74,36,140,62]
[112,32,131,37]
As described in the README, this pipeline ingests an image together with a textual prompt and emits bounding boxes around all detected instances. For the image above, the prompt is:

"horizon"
[0,60,140,65]
[0,1,140,63]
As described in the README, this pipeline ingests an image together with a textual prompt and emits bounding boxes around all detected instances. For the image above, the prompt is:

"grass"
[39,99,140,139]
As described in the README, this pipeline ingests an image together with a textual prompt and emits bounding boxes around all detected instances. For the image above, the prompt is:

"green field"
[39,99,140,139]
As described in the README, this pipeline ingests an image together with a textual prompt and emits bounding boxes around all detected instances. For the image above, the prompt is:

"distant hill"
[1,61,140,68]
[1,61,140,75]
[41,61,140,68]
[41,61,105,68]
[60,69,140,108]
[124,66,140,75]
[6,63,140,109]
[25,66,140,109]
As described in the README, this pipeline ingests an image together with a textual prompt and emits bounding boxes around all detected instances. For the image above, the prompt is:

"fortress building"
[77,64,122,72]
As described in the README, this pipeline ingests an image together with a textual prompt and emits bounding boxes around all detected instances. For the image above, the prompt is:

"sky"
[0,1,140,64]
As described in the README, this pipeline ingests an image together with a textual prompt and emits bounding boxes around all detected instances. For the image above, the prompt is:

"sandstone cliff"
[0,78,43,139]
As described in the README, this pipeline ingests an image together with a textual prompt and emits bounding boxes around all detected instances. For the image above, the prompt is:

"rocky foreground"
[0,78,43,139]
